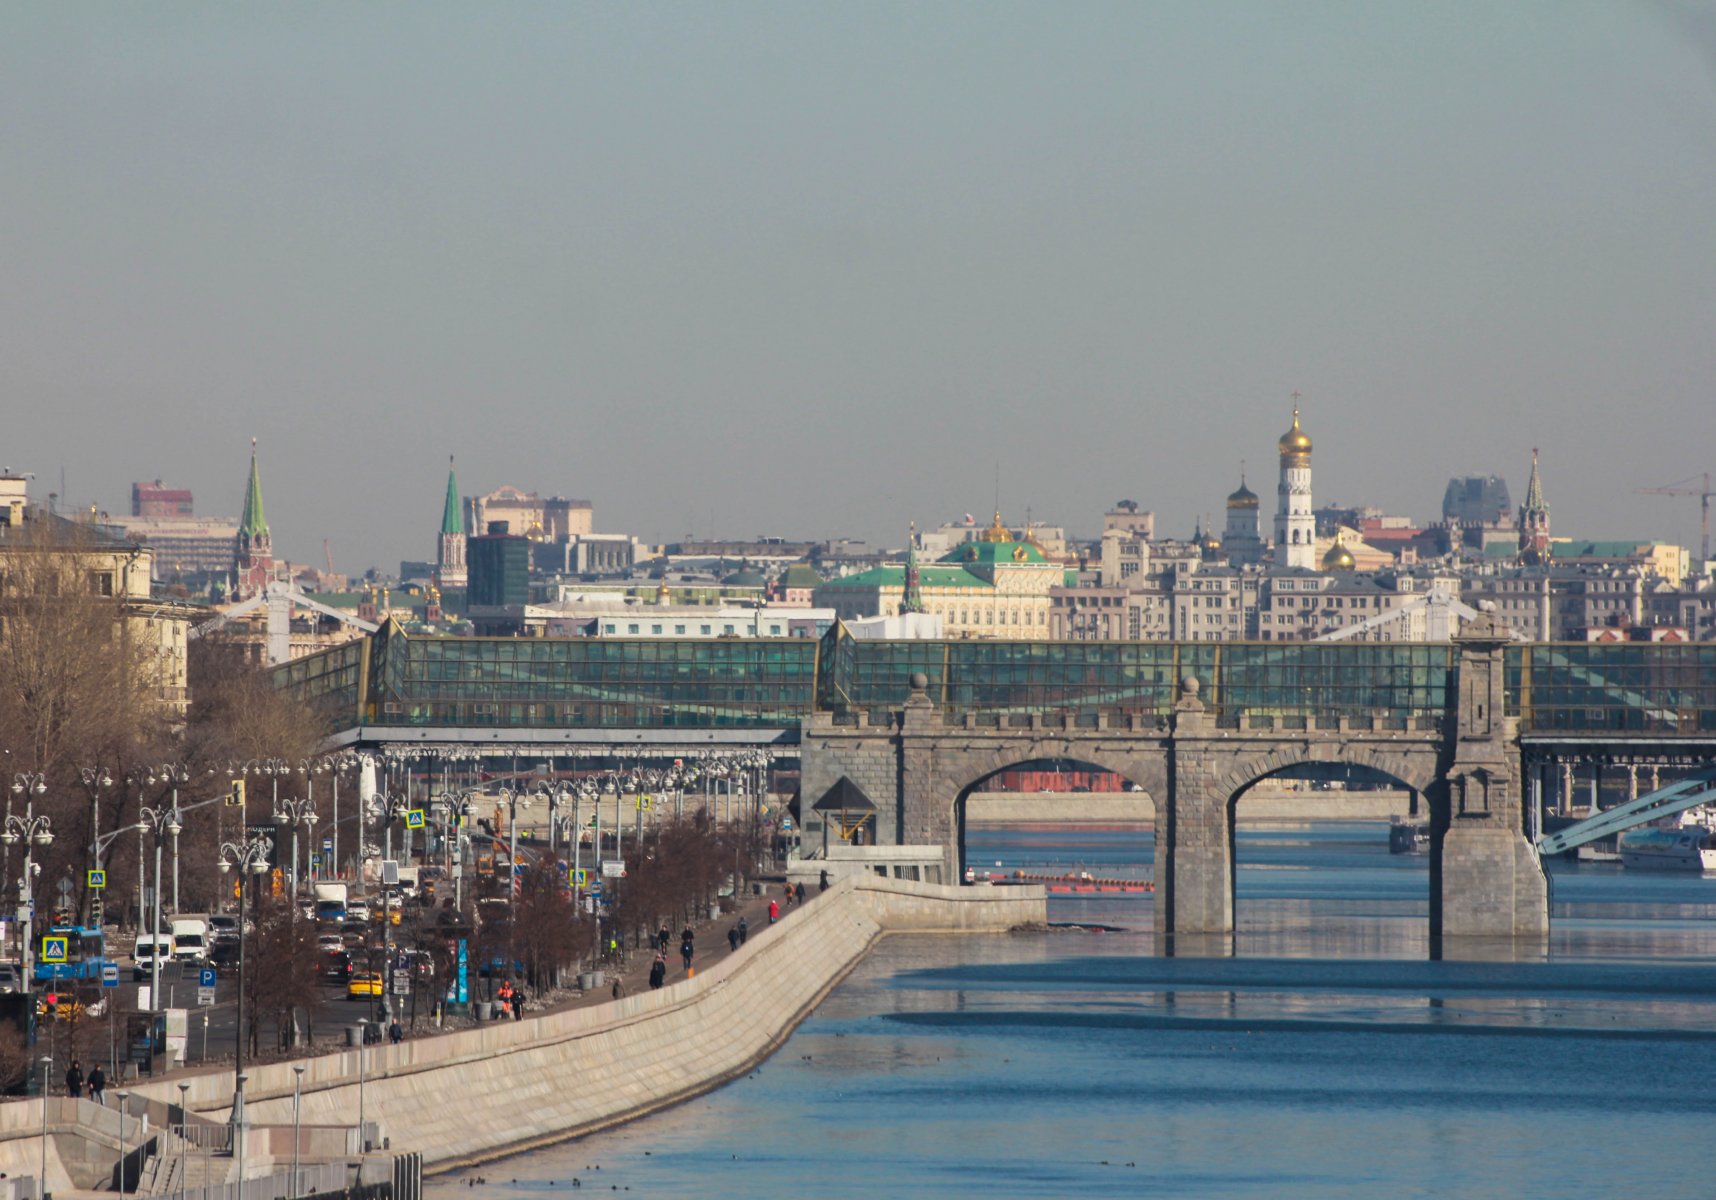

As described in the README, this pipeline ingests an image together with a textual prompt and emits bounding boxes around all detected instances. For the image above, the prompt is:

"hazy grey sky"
[4,2,1714,572]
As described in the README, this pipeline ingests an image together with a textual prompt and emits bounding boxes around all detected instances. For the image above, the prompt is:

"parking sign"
[200,967,218,988]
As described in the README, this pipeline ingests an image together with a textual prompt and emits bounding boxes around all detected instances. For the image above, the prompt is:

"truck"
[313,881,349,923]
[170,917,210,964]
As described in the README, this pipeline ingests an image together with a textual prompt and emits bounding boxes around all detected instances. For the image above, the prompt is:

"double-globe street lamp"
[273,797,319,900]
[6,773,48,976]
[3,793,53,987]
[130,764,193,920]
[217,835,273,1081]
[137,804,183,1007]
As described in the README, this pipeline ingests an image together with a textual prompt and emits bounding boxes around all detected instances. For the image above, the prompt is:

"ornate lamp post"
[273,798,319,900]
[2,801,53,987]
[217,835,272,1081]
[78,765,114,924]
[138,804,183,1006]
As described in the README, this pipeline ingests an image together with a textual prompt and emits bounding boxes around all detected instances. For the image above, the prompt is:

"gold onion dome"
[1227,478,1259,509]
[1279,407,1312,461]
[1322,542,1356,572]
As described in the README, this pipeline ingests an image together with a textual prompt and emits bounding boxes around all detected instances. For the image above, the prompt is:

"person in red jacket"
[768,898,779,924]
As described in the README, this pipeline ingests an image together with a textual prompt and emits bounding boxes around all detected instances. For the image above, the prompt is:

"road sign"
[391,970,412,996]
[323,838,333,852]
[196,987,216,1007]
[101,963,119,988]
[637,794,652,811]
[87,869,106,890]
[309,853,320,869]
[200,967,218,988]
[40,936,68,963]
[600,860,626,879]
[405,809,425,829]
[570,867,587,886]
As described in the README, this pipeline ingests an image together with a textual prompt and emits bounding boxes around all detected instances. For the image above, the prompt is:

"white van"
[132,934,172,980]
[171,917,210,964]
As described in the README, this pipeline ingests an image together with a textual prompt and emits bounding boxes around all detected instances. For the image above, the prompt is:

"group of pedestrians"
[64,1060,106,1103]
[495,978,525,1021]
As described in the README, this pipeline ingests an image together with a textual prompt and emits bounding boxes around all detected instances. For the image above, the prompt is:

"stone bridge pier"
[801,613,1547,944]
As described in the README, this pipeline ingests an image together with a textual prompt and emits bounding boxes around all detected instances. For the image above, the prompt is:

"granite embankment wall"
[111,876,1043,1173]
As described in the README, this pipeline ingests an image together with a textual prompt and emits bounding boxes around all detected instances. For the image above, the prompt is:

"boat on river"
[1618,826,1716,871]
[1388,817,1428,855]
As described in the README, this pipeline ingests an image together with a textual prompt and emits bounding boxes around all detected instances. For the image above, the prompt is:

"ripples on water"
[430,824,1716,1198]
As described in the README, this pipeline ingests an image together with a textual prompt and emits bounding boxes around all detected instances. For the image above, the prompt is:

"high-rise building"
[1517,448,1551,564]
[1274,404,1315,570]
[132,481,193,518]
[233,440,274,600]
[467,523,531,608]
[436,456,467,590]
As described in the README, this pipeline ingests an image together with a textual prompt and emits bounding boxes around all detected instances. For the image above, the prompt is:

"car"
[209,915,240,943]
[324,950,353,983]
[345,901,370,921]
[347,971,384,998]
[316,932,344,953]
[0,964,21,994]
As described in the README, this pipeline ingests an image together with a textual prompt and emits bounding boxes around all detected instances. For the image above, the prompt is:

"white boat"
[1618,825,1716,872]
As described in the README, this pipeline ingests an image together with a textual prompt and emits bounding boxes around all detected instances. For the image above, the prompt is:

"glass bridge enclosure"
[272,622,1716,736]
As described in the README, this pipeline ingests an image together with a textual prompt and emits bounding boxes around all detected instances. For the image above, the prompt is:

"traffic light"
[227,779,246,807]
[88,896,104,927]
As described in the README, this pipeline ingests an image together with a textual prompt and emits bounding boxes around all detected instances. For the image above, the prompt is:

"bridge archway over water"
[1226,760,1437,946]
[952,756,1158,883]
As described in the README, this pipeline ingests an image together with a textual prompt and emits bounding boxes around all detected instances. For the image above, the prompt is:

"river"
[427,823,1716,1198]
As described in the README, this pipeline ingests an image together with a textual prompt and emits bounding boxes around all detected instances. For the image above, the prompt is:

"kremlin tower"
[1517,448,1550,565]
[436,456,468,590]
[233,439,274,600]
[1223,471,1263,566]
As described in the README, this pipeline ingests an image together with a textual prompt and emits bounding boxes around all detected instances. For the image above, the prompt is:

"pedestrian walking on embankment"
[727,926,740,952]
[680,930,694,971]
[649,953,667,990]
[768,899,779,925]
[87,1065,106,1105]
[795,881,806,905]
[65,1062,83,1099]
[738,916,749,944]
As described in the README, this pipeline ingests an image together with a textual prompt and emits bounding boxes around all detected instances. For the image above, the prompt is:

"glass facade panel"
[273,630,1716,736]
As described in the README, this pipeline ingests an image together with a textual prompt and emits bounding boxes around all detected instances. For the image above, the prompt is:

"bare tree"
[244,896,322,1053]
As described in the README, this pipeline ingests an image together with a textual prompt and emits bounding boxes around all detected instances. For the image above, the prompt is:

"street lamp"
[273,797,319,900]
[176,1082,190,1200]
[134,765,190,914]
[116,1089,130,1193]
[6,774,47,975]
[78,766,114,923]
[138,805,183,1007]
[3,807,54,987]
[217,835,272,1082]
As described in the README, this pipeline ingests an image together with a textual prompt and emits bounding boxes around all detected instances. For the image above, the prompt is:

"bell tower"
[1273,398,1315,570]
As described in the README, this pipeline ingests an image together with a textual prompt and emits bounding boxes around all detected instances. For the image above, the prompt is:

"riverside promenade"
[1,875,1044,1190]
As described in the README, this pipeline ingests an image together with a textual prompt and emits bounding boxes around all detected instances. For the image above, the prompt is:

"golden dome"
[1322,542,1356,572]
[977,510,1014,543]
[1226,478,1259,509]
[1279,406,1312,460]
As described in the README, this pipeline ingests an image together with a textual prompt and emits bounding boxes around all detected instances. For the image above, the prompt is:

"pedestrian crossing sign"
[570,867,587,886]
[87,869,106,890]
[41,936,68,963]
[405,809,425,829]
[637,794,652,812]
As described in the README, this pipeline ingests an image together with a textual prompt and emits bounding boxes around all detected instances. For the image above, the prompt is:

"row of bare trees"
[0,527,327,928]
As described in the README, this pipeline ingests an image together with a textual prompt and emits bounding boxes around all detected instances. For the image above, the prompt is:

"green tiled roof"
[781,563,824,588]
[441,458,463,535]
[819,565,993,590]
[1551,540,1654,558]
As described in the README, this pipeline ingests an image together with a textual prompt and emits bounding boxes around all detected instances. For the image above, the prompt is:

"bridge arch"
[936,743,1168,882]
[1215,747,1445,940]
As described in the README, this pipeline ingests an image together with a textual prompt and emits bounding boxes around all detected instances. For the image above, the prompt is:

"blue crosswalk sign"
[41,936,68,963]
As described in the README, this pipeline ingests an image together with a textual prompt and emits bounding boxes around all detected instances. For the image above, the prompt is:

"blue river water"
[430,824,1716,1198]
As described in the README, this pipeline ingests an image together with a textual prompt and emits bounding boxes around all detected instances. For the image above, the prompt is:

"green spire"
[1523,447,1547,514]
[900,523,925,615]
[441,456,463,535]
[240,438,268,538]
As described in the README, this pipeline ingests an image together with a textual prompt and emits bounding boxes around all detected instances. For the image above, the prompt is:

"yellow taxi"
[346,971,384,999]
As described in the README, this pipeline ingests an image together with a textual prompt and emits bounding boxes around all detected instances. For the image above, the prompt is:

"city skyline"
[5,4,1714,570]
